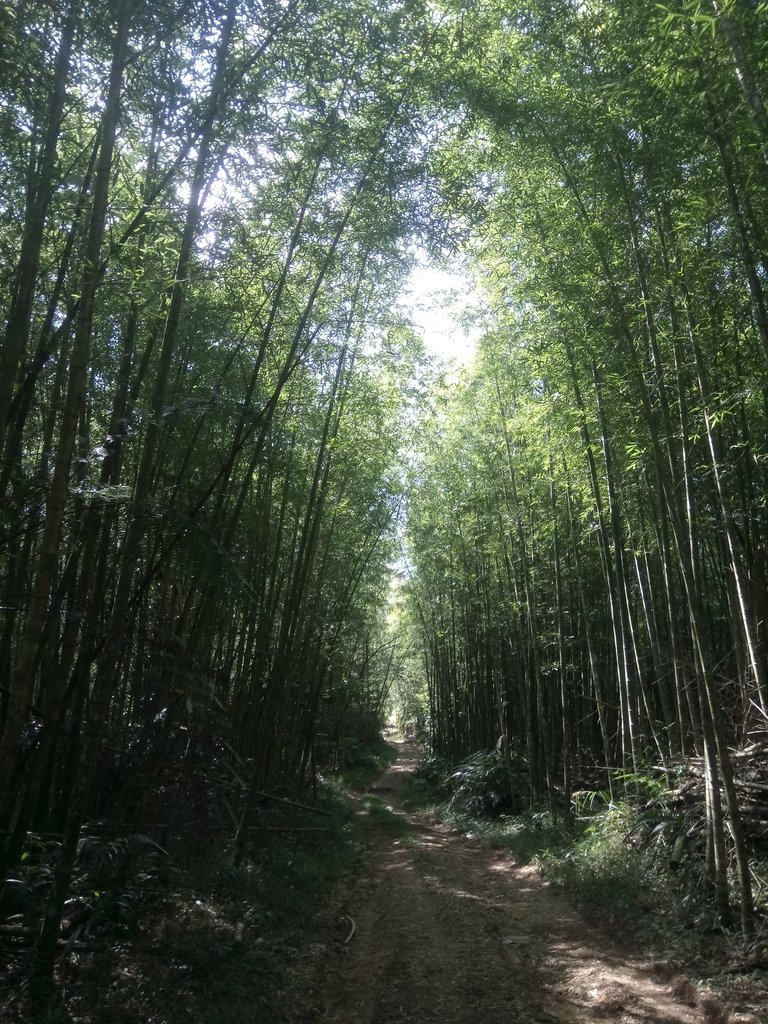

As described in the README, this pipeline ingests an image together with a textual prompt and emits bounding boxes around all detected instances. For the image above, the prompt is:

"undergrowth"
[403,750,745,956]
[332,735,399,789]
[541,799,703,940]
[146,744,401,1021]
[360,793,412,838]
[2,737,394,1024]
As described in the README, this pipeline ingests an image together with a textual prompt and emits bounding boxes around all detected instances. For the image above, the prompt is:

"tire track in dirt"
[314,739,714,1024]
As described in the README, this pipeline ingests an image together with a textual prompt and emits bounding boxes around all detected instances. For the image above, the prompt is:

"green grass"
[334,735,399,789]
[360,793,411,837]
[400,774,443,813]
[403,770,571,863]
[400,754,565,859]
[537,802,709,940]
[462,809,571,862]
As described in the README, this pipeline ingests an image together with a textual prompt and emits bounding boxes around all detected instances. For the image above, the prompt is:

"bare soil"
[302,740,759,1024]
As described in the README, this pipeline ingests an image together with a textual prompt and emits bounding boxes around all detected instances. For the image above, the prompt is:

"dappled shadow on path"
[315,738,708,1024]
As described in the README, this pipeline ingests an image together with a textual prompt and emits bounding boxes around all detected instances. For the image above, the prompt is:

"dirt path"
[310,739,725,1024]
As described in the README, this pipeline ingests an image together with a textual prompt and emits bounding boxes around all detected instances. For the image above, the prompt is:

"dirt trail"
[312,739,717,1024]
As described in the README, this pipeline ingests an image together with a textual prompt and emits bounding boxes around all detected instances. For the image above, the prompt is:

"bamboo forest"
[2,2,768,1021]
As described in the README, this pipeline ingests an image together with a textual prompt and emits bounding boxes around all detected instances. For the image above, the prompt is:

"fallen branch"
[734,780,768,792]
[733,739,768,759]
[723,957,768,974]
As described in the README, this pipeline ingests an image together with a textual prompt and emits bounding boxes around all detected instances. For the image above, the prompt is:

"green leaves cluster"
[404,0,768,934]
[0,1,438,984]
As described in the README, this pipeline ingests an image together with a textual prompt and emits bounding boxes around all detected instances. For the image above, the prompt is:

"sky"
[399,256,482,368]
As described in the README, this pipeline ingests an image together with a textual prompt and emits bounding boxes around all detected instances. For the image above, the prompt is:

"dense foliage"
[0,0,434,991]
[404,0,768,941]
